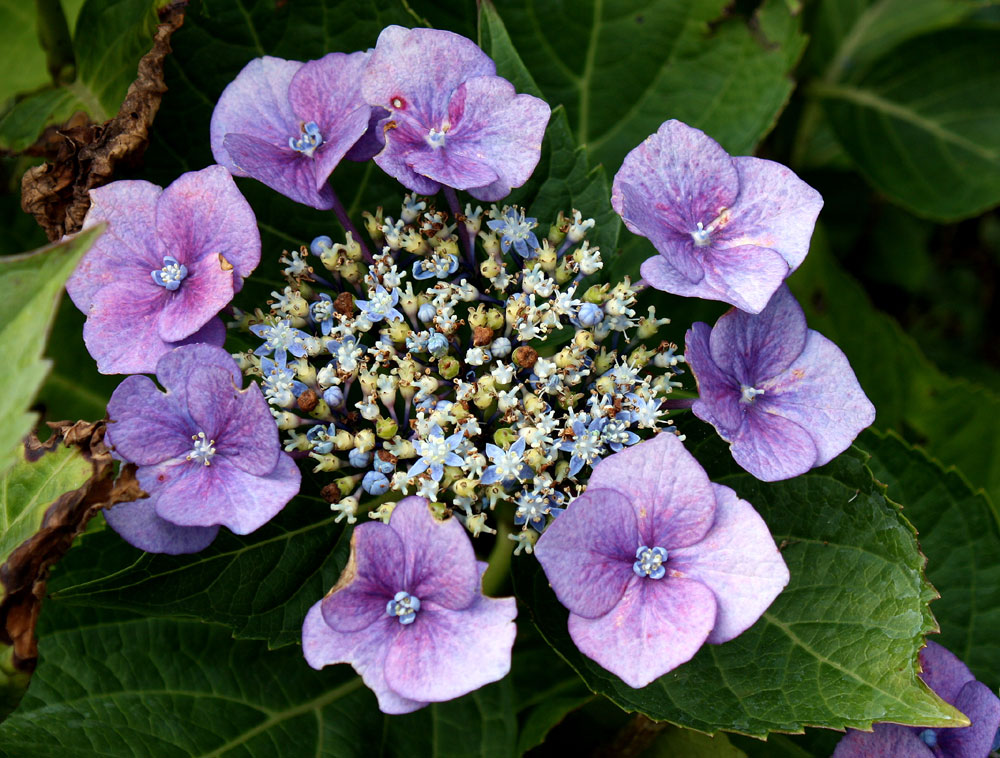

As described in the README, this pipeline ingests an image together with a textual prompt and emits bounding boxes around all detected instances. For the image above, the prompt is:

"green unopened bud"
[554,458,570,482]
[474,389,495,411]
[336,477,359,498]
[275,411,299,431]
[554,257,574,283]
[432,236,459,258]
[438,356,460,380]
[548,211,567,245]
[293,358,316,386]
[376,418,399,439]
[387,319,411,343]
[493,427,520,448]
[595,375,615,395]
[524,394,545,415]
[288,293,310,319]
[524,448,546,471]
[594,348,616,375]
[309,399,331,420]
[485,308,505,331]
[340,261,364,284]
[480,256,501,279]
[573,330,597,351]
[453,478,477,498]
[478,231,500,256]
[428,501,451,520]
[310,453,341,472]
[468,305,488,328]
[478,375,496,392]
[538,244,557,273]
[630,346,653,368]
[584,284,607,304]
[363,208,385,243]
[343,232,363,261]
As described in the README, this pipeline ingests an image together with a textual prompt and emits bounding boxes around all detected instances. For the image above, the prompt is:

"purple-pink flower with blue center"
[612,120,823,313]
[534,432,789,689]
[66,166,260,375]
[210,52,377,209]
[685,285,876,482]
[833,641,1000,758]
[361,26,551,201]
[102,344,301,555]
[302,496,517,714]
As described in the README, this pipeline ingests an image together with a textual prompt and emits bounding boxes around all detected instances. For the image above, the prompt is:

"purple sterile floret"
[685,285,876,482]
[534,432,788,689]
[66,166,260,375]
[302,496,517,714]
[102,344,301,554]
[833,641,1000,758]
[211,52,374,209]
[361,26,550,201]
[612,120,823,313]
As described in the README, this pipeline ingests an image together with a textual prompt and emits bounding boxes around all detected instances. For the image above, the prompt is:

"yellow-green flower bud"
[376,418,398,439]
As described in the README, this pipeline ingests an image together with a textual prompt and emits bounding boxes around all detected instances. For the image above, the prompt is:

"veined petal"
[730,407,819,482]
[156,250,234,343]
[104,498,218,555]
[224,133,335,209]
[832,725,935,758]
[686,321,743,435]
[105,375,191,465]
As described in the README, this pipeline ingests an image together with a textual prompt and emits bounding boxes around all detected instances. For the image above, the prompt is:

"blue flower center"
[918,729,937,747]
[740,385,765,404]
[151,256,188,291]
[289,121,323,157]
[386,591,421,625]
[187,431,216,466]
[691,222,711,247]
[426,126,448,149]
[634,545,668,579]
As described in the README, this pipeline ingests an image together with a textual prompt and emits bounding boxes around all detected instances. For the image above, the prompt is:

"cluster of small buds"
[237,194,686,540]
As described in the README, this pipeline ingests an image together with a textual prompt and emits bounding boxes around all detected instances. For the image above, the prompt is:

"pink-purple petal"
[83,281,171,375]
[686,322,743,434]
[937,680,1000,758]
[383,595,516,703]
[534,487,639,619]
[920,640,977,705]
[698,243,790,314]
[670,484,788,644]
[832,725,935,758]
[156,251,234,343]
[105,375,191,465]
[730,407,820,482]
[104,498,219,556]
[567,575,717,689]
[155,343,243,404]
[407,147,499,191]
[223,133,335,210]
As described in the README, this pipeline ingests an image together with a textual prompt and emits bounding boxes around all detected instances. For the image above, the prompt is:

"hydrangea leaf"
[0,1,52,105]
[860,430,1000,692]
[0,603,518,757]
[646,726,748,758]
[483,0,805,170]
[815,28,1000,220]
[513,439,963,736]
[0,225,102,477]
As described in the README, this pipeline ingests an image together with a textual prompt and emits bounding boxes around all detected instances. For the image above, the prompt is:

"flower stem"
[481,518,513,597]
[330,188,373,263]
[443,186,476,270]
[662,397,696,410]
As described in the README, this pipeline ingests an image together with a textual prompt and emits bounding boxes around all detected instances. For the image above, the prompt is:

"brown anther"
[377,449,398,465]
[296,388,319,412]
[513,345,538,369]
[334,291,355,315]
[473,326,494,346]
[320,483,340,503]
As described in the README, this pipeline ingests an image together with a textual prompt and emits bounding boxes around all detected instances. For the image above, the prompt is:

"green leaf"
[0,226,102,477]
[860,429,1000,691]
[0,441,93,717]
[489,0,805,170]
[513,441,964,736]
[643,726,747,758]
[0,2,50,104]
[0,603,517,757]
[815,27,1000,220]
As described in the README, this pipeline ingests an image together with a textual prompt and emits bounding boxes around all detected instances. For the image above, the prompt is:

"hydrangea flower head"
[302,496,517,713]
[66,166,260,374]
[833,641,1000,758]
[685,285,876,481]
[361,26,550,201]
[612,120,823,313]
[211,52,376,209]
[103,344,301,554]
[535,432,789,689]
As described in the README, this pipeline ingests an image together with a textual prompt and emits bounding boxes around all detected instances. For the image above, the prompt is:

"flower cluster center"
[289,121,323,158]
[633,545,668,579]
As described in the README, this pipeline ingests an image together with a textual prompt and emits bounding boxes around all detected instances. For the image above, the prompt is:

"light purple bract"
[302,496,517,713]
[612,120,823,313]
[685,285,876,481]
[534,433,788,689]
[361,26,550,201]
[103,343,301,554]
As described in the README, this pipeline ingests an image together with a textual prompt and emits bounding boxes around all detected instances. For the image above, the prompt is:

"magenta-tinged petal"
[535,488,638,619]
[699,244,790,314]
[210,56,303,177]
[832,725,935,758]
[730,407,820,481]
[408,146,499,191]
[155,343,243,405]
[105,375,191,465]
[937,680,1000,758]
[619,183,703,283]
[386,497,480,611]
[156,250,234,343]
[568,576,717,689]
[670,484,788,644]
[919,640,977,705]
[302,601,426,715]
[587,432,716,549]
[708,286,807,384]
[156,165,261,278]
[223,133,335,210]
[150,453,299,534]
[345,107,388,162]
[721,157,823,273]
[686,322,743,435]
[66,181,163,311]
[758,331,876,468]
[83,281,170,375]
[321,523,406,633]
[372,123,444,196]
[104,498,219,555]
[383,594,516,703]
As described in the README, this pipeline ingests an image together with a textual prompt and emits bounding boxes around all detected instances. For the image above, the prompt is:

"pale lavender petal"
[729,407,820,482]
[104,498,218,555]
[407,146,498,191]
[105,375,191,465]
[757,331,876,468]
[937,680,1000,758]
[223,133,335,210]
[708,286,807,384]
[151,453,299,534]
[567,575,717,689]
[210,56,303,177]
[156,250,234,343]
[66,181,163,310]
[156,165,261,277]
[686,322,743,435]
[588,432,716,549]
[83,281,170,375]
[698,243,790,314]
[832,725,934,758]
[721,157,823,273]
[302,601,426,715]
[534,487,638,619]
[321,523,405,633]
[155,342,242,404]
[388,497,479,611]
[670,484,788,644]
[919,640,976,705]
[619,182,703,283]
[383,594,516,703]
